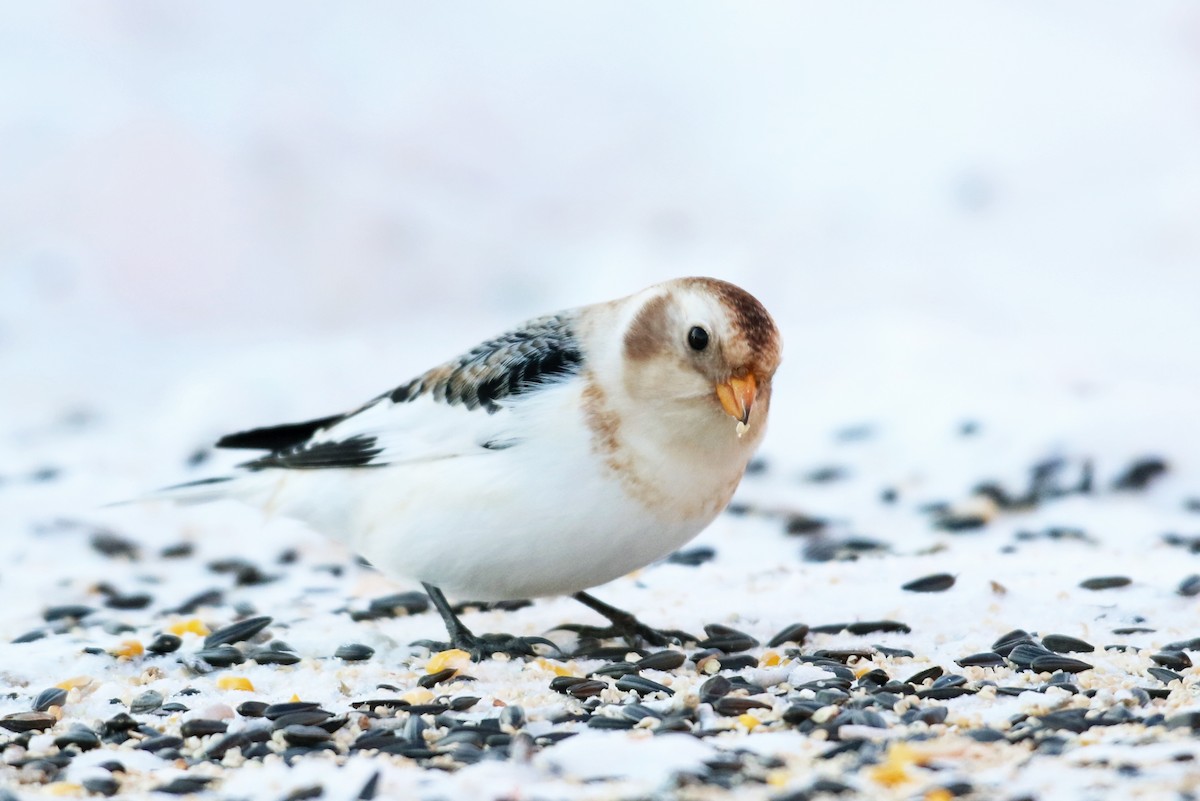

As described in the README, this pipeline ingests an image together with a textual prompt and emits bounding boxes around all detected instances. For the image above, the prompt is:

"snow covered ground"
[3,3,1200,799]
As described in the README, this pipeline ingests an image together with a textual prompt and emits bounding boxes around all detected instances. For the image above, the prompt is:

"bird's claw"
[412,633,562,662]
[554,622,698,648]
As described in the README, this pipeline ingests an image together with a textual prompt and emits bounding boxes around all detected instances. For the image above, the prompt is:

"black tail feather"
[215,414,346,451]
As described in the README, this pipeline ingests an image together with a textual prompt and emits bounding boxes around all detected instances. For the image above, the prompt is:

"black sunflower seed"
[33,688,68,712]
[1112,457,1168,491]
[248,648,301,665]
[565,680,607,699]
[263,702,322,720]
[1178,575,1200,597]
[195,645,245,667]
[204,616,272,648]
[549,676,588,694]
[1041,634,1094,654]
[698,624,758,653]
[635,650,687,671]
[44,605,94,622]
[699,675,732,704]
[902,573,956,593]
[932,674,968,689]
[82,777,119,797]
[90,532,140,560]
[1149,667,1184,685]
[137,735,183,752]
[615,675,673,696]
[1008,643,1054,668]
[237,701,268,717]
[846,620,911,635]
[272,710,332,729]
[992,629,1034,656]
[917,686,976,700]
[156,777,212,794]
[713,697,772,716]
[358,772,380,801]
[130,691,163,714]
[767,623,810,648]
[418,668,458,688]
[909,706,948,725]
[666,546,716,566]
[180,719,228,738]
[590,661,640,679]
[956,652,1004,668]
[147,634,182,655]
[1030,655,1092,674]
[588,716,635,730]
[1151,651,1192,671]
[903,666,944,686]
[282,725,331,746]
[335,643,374,661]
[54,727,100,750]
[814,648,873,663]
[1,712,56,732]
[1079,576,1131,591]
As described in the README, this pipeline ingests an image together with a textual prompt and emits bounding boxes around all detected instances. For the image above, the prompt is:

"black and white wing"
[217,311,584,471]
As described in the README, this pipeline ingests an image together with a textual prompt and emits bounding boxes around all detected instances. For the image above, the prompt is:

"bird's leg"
[561,591,698,648]
[415,583,558,662]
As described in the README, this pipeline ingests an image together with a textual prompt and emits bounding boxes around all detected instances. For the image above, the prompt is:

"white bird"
[164,277,782,658]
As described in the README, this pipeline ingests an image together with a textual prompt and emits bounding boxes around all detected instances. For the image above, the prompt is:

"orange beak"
[716,373,757,426]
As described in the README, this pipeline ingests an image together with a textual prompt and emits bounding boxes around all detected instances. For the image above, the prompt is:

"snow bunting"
[166,277,781,658]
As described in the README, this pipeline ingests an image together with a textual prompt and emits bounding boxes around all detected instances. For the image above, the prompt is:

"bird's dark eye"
[687,326,709,351]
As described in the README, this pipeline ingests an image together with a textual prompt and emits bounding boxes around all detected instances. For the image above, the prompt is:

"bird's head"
[617,277,782,440]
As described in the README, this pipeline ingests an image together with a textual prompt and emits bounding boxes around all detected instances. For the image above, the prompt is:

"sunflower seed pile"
[3,414,1199,801]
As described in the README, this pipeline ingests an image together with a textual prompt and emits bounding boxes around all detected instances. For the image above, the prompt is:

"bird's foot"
[555,619,698,648]
[412,632,561,662]
[563,590,699,648]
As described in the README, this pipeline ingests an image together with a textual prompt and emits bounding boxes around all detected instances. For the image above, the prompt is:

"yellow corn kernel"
[216,676,254,692]
[534,657,574,677]
[426,649,470,675]
[761,650,782,667]
[401,687,435,705]
[111,640,143,658]
[737,714,760,731]
[289,693,301,703]
[55,676,92,691]
[44,783,83,796]
[870,742,919,787]
[167,619,210,637]
[926,789,954,801]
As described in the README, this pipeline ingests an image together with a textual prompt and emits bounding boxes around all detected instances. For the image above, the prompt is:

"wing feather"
[219,310,584,471]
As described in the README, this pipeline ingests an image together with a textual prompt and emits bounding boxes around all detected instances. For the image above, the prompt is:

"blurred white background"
[2,2,1199,477]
